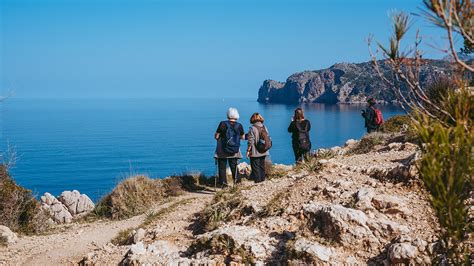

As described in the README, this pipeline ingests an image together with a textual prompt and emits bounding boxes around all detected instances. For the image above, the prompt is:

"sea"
[0,98,403,201]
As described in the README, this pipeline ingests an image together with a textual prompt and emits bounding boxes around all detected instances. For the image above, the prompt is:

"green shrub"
[415,88,473,263]
[0,166,50,234]
[380,115,412,133]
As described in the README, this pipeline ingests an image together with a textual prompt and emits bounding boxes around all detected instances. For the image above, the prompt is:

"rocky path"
[111,139,438,264]
[0,191,214,265]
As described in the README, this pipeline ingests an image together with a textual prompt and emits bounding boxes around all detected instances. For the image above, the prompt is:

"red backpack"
[371,107,384,125]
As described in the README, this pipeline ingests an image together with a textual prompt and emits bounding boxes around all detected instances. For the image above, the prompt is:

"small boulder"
[196,225,276,260]
[372,194,411,216]
[132,228,146,244]
[387,243,418,264]
[237,162,252,179]
[293,238,333,262]
[303,202,379,249]
[354,187,375,210]
[124,240,190,264]
[388,142,403,151]
[345,139,358,147]
[0,225,18,245]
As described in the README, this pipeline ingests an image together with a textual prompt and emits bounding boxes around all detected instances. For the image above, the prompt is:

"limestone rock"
[132,228,146,244]
[387,243,418,264]
[40,192,73,224]
[354,187,375,210]
[372,194,411,216]
[237,162,251,179]
[124,240,181,265]
[58,190,95,216]
[293,238,333,262]
[129,242,146,256]
[388,142,403,151]
[197,225,276,260]
[303,203,379,249]
[0,225,18,245]
[345,139,358,147]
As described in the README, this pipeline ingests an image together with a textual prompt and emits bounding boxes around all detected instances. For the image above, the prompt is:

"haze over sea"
[1,98,402,201]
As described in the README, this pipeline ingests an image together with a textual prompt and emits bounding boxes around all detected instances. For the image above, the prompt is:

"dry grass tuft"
[93,173,209,220]
[258,190,290,218]
[192,186,250,234]
[347,132,388,155]
[110,228,135,246]
[265,160,289,180]
[0,166,50,235]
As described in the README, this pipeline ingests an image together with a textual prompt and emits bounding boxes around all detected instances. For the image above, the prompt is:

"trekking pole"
[214,158,218,192]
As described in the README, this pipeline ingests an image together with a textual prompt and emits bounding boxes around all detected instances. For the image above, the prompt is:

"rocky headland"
[1,120,463,265]
[257,59,452,104]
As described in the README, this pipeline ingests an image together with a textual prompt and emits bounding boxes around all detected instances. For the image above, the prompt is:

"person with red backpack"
[214,107,245,187]
[361,97,384,133]
[246,112,272,183]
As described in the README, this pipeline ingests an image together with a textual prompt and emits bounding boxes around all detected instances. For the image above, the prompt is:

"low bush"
[381,115,419,143]
[380,115,412,133]
[93,174,206,220]
[0,166,50,234]
[347,132,387,155]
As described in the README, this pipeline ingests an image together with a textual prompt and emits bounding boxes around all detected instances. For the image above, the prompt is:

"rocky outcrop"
[40,190,94,224]
[192,225,277,262]
[58,190,95,216]
[0,225,17,245]
[257,59,452,104]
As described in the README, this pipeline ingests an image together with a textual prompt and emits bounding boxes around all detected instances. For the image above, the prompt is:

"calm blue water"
[0,98,403,201]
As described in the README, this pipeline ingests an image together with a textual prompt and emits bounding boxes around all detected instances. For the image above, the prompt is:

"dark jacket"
[288,119,311,148]
[362,106,378,131]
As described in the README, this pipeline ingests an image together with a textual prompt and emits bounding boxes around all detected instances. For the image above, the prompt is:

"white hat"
[227,107,240,120]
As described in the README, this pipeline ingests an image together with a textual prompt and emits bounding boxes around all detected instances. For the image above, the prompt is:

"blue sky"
[1,0,450,99]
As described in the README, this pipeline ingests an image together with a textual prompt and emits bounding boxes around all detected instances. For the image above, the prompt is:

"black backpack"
[295,121,311,151]
[256,125,272,153]
[222,121,241,154]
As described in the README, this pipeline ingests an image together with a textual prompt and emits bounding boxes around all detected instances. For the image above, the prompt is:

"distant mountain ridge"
[257,59,452,104]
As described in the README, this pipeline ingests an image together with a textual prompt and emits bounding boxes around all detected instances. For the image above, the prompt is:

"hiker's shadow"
[266,231,295,264]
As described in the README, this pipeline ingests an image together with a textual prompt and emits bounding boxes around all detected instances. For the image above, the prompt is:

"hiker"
[214,107,245,186]
[361,97,384,133]
[288,107,311,163]
[246,112,272,183]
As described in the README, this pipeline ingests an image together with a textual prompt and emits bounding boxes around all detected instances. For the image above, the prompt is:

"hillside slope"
[77,134,440,264]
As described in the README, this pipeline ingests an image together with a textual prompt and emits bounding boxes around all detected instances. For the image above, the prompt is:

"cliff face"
[257,60,452,104]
